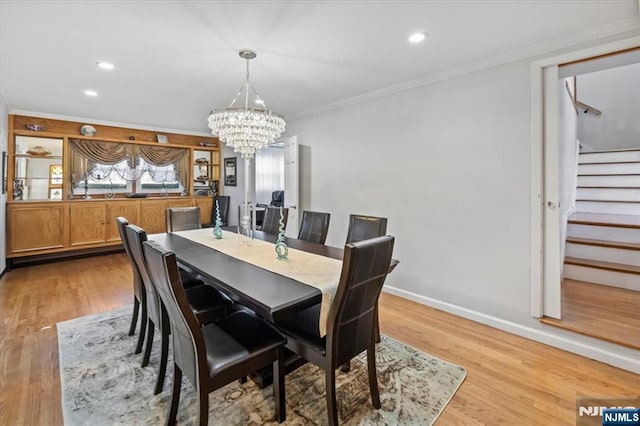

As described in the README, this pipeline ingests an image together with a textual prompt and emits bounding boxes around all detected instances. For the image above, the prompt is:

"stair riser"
[575,201,640,215]
[579,150,640,163]
[578,163,640,175]
[565,243,640,265]
[567,224,640,244]
[563,264,640,291]
[576,187,640,202]
[577,175,640,187]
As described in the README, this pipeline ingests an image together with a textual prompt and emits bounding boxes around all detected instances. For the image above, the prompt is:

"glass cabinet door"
[13,136,63,201]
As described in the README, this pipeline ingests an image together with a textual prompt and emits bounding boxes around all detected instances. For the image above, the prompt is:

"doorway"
[530,37,640,320]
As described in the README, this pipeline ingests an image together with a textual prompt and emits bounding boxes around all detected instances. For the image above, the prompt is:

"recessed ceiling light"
[97,62,114,70]
[409,32,428,43]
[84,89,98,97]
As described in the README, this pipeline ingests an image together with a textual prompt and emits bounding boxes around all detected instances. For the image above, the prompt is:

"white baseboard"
[382,285,640,374]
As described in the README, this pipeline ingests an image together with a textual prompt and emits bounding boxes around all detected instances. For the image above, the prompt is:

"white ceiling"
[1,1,638,134]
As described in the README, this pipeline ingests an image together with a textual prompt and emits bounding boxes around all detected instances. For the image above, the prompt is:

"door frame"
[530,35,640,318]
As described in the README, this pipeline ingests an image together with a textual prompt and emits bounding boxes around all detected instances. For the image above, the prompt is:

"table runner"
[173,228,343,336]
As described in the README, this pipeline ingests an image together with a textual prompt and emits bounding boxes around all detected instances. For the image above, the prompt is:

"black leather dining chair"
[166,207,201,232]
[125,224,231,395]
[211,195,230,226]
[277,235,395,426]
[143,240,287,425]
[298,211,331,244]
[116,217,147,355]
[165,206,214,286]
[345,214,387,244]
[262,207,288,234]
[345,214,389,344]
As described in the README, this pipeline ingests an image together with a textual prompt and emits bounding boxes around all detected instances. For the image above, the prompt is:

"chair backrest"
[143,240,204,388]
[166,207,201,232]
[345,214,388,244]
[271,190,284,207]
[116,217,144,301]
[212,195,230,226]
[125,224,162,325]
[262,207,288,234]
[297,211,331,244]
[327,235,394,367]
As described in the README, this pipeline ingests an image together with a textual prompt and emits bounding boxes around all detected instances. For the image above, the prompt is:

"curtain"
[69,139,189,188]
[255,145,284,205]
[69,139,137,186]
[139,145,189,187]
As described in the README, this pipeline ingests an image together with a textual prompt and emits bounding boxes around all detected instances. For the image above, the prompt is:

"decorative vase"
[213,200,223,239]
[275,207,288,260]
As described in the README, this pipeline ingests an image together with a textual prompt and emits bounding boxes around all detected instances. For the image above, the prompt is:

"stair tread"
[568,213,640,229]
[577,186,640,189]
[578,160,640,165]
[578,173,639,176]
[576,199,640,203]
[580,148,640,154]
[566,237,640,251]
[564,257,640,274]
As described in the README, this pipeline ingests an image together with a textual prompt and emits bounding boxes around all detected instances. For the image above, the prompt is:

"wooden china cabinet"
[5,114,221,265]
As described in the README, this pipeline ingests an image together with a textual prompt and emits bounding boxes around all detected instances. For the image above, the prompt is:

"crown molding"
[287,16,640,121]
[8,109,213,137]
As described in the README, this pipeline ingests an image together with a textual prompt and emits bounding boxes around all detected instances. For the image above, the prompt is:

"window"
[73,159,184,196]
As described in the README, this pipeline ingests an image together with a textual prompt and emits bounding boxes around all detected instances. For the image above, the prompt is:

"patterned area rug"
[58,306,466,425]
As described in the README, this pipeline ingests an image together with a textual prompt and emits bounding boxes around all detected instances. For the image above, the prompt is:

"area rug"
[57,306,466,425]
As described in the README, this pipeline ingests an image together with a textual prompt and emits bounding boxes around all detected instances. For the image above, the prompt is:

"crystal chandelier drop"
[207,49,286,159]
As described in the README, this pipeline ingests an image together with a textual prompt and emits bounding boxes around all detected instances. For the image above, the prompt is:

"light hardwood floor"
[1,254,638,425]
[541,279,640,350]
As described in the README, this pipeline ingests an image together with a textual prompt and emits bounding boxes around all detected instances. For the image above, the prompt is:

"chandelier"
[207,49,286,159]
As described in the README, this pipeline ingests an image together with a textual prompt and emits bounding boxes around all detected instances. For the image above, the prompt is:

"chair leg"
[273,347,286,423]
[197,383,209,426]
[155,321,169,395]
[142,320,154,368]
[326,368,338,426]
[239,376,247,385]
[128,297,139,336]
[374,305,381,344]
[167,364,182,426]
[135,300,147,354]
[367,346,381,409]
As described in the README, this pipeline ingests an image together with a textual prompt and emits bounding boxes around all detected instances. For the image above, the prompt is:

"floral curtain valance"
[69,139,189,187]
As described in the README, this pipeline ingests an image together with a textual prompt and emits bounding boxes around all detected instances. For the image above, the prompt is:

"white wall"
[288,58,532,323]
[286,49,640,369]
[577,63,640,150]
[0,95,8,274]
[558,77,579,268]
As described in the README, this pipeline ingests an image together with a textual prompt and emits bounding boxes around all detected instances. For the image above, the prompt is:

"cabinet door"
[139,200,168,234]
[195,198,213,225]
[9,204,67,254]
[69,204,107,246]
[106,202,139,242]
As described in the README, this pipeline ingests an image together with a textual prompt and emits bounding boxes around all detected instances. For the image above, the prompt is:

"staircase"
[564,149,640,291]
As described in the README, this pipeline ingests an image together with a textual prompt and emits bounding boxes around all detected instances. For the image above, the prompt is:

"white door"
[283,135,299,238]
[542,65,562,319]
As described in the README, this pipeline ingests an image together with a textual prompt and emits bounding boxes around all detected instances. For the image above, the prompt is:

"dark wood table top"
[148,231,339,322]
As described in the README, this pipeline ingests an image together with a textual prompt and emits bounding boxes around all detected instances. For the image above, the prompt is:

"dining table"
[148,228,344,323]
[148,227,398,387]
